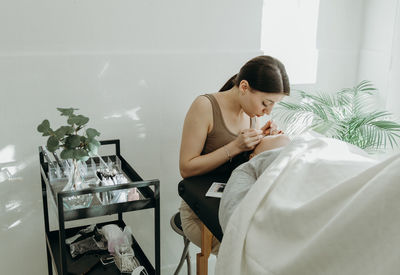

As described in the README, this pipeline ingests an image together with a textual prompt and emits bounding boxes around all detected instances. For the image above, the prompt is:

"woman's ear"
[239,80,250,95]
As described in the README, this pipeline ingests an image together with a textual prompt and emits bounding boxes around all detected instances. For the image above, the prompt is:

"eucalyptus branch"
[37,108,101,161]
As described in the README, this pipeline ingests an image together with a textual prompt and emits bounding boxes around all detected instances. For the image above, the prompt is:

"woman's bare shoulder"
[185,95,214,133]
[189,95,212,114]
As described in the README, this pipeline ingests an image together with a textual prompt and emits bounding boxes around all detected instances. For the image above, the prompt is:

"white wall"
[0,1,263,274]
[0,0,262,53]
[283,0,365,99]
[357,0,400,117]
[294,0,365,93]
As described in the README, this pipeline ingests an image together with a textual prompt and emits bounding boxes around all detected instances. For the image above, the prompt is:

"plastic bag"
[101,224,132,254]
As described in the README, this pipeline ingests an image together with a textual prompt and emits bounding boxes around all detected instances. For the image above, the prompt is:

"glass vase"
[62,159,93,210]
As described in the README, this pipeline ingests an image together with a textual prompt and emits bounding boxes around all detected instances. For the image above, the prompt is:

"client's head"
[249,134,290,159]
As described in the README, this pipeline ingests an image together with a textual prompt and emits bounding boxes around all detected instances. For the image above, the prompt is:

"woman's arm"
[179,96,243,178]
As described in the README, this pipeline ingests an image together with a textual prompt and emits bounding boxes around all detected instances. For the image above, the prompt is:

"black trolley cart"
[39,139,160,274]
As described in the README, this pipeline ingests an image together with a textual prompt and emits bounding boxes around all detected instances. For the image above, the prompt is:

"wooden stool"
[196,223,213,275]
[170,212,192,275]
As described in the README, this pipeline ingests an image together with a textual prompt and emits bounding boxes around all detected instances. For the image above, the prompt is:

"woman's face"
[239,81,286,117]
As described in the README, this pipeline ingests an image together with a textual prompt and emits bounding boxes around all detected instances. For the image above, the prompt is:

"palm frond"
[274,103,315,135]
[274,81,400,153]
[356,80,377,94]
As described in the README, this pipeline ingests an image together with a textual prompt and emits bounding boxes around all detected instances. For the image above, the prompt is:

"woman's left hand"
[261,120,283,135]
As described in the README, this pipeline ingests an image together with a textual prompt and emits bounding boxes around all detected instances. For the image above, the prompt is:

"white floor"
[163,254,217,275]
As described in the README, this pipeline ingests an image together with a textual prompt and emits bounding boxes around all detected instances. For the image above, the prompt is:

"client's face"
[250,135,290,159]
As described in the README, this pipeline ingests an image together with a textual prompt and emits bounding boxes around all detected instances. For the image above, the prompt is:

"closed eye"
[263,100,274,107]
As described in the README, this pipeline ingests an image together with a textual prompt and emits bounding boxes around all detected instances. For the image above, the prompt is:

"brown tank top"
[201,94,238,154]
[201,94,251,175]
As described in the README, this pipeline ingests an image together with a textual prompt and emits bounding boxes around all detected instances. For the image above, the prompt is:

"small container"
[114,244,139,273]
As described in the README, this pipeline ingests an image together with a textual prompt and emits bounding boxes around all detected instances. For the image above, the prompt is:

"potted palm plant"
[274,80,400,153]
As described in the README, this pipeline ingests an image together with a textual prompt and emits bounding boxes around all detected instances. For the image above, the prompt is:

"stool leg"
[174,237,191,275]
[186,244,191,275]
[196,223,213,275]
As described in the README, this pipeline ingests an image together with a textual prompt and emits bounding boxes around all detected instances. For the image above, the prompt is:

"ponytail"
[219,74,237,92]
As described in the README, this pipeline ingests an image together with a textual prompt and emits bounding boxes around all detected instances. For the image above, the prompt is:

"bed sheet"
[216,133,400,275]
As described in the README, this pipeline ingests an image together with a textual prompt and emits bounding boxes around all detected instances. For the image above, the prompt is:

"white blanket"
[216,134,400,275]
[219,148,283,233]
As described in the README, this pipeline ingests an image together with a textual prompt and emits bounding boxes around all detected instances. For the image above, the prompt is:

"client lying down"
[219,134,290,232]
[216,133,400,275]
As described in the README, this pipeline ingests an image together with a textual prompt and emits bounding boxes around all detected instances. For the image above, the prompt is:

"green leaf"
[311,120,336,135]
[274,81,400,152]
[88,149,98,157]
[46,136,59,152]
[37,120,52,136]
[54,126,74,140]
[57,108,78,117]
[65,135,81,149]
[37,119,50,132]
[67,115,75,125]
[60,149,74,159]
[67,115,89,126]
[74,149,89,161]
[370,120,400,131]
[88,138,100,156]
[86,128,101,138]
[88,138,100,147]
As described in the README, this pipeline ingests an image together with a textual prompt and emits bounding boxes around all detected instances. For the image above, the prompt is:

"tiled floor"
[168,255,217,275]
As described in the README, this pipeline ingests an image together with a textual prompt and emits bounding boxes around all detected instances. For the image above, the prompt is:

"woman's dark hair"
[219,55,290,95]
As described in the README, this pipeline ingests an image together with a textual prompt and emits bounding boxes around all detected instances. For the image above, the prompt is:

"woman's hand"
[261,120,283,136]
[233,128,264,151]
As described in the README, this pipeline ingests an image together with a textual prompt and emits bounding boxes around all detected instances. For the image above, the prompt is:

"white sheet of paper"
[205,182,226,198]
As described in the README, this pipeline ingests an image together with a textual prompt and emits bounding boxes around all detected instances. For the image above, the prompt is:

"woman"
[179,55,290,253]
